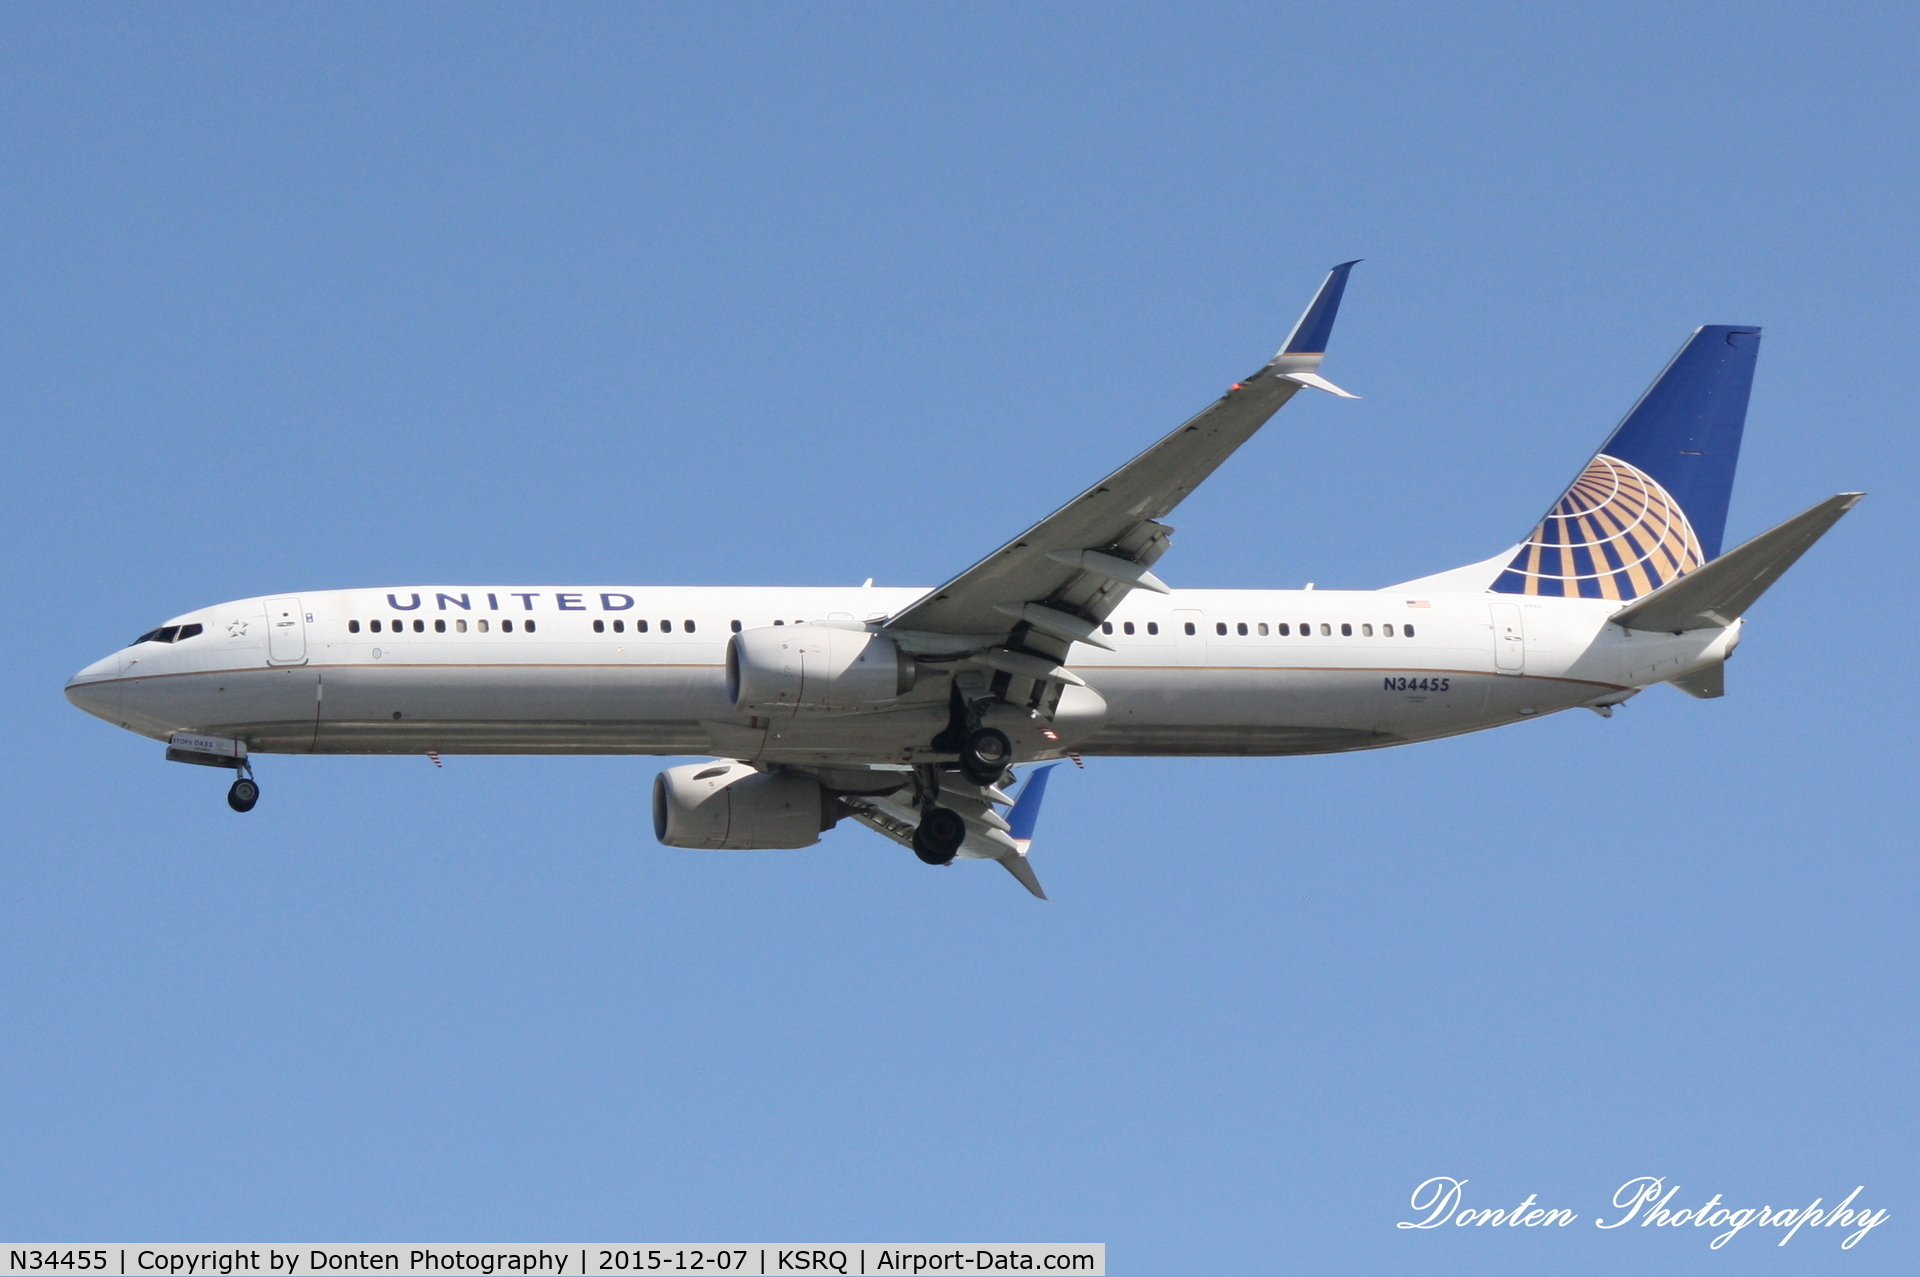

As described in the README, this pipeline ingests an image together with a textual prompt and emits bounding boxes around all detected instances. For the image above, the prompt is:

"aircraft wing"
[883,262,1361,656]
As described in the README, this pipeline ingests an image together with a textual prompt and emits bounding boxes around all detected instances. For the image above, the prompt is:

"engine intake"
[726,625,917,713]
[652,761,836,849]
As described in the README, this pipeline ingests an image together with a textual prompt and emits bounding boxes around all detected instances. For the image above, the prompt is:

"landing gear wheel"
[959,727,1013,785]
[912,806,967,865]
[227,778,259,813]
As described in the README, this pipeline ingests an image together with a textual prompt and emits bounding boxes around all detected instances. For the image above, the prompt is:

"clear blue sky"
[3,4,1914,1272]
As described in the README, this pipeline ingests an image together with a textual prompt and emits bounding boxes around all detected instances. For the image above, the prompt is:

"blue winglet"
[1280,260,1362,355]
[1006,764,1058,848]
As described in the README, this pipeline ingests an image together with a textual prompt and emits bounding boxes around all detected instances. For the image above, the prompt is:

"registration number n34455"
[1384,676,1450,692]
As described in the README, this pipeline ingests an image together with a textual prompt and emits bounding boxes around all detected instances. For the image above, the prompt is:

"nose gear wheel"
[227,777,260,812]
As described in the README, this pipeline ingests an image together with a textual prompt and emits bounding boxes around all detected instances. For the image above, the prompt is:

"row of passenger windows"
[350,618,540,634]
[1097,619,1416,638]
[346,618,773,636]
[341,615,1411,642]
[133,623,204,645]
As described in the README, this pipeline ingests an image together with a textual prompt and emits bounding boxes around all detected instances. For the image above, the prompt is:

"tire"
[911,806,967,865]
[959,727,1013,785]
[227,778,259,813]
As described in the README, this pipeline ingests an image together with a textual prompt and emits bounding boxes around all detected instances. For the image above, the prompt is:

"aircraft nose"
[65,654,124,721]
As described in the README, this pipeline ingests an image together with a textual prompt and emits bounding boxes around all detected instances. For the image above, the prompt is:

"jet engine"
[726,625,917,713]
[652,761,837,849]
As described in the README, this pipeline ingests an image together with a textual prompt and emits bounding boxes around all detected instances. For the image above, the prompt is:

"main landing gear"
[912,806,967,865]
[958,727,1013,785]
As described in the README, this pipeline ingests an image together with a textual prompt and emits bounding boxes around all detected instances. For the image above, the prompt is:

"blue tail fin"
[1491,325,1761,600]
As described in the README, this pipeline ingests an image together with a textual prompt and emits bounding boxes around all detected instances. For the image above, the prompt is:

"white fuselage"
[65,584,1739,764]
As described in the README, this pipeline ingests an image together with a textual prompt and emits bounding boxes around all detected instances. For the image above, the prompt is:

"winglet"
[1267,261,1360,395]
[1279,260,1361,356]
[996,764,1058,900]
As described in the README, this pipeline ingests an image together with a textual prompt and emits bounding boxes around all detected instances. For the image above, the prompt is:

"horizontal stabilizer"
[998,851,1047,899]
[1611,493,1864,633]
[1668,662,1725,699]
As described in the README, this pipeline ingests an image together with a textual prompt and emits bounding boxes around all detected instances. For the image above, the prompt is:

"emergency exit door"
[1173,609,1207,667]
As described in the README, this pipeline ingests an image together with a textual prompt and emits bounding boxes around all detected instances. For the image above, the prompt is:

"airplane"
[65,263,1863,898]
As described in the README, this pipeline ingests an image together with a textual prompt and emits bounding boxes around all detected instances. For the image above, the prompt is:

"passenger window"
[1101,622,1113,634]
[1278,623,1290,636]
[1257,622,1268,636]
[773,619,784,626]
[349,620,361,634]
[637,620,649,633]
[1123,621,1135,635]
[434,619,446,633]
[1184,622,1196,636]
[370,620,382,633]
[1237,622,1248,636]
[613,619,624,633]
[1319,623,1331,636]
[413,619,425,633]
[477,619,489,633]
[731,620,741,633]
[1340,623,1352,637]
[1383,623,1394,637]
[1147,622,1159,635]
[1361,623,1373,637]
[1404,624,1416,638]
[393,619,402,631]
[525,620,536,633]
[456,619,468,633]
[502,620,514,633]
[661,620,673,633]
[593,620,605,633]
[684,620,695,633]
[1215,622,1226,635]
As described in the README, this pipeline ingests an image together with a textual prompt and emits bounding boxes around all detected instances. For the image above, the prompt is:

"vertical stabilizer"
[1490,326,1761,600]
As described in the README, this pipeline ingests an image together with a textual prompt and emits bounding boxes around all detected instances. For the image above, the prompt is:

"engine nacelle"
[652,761,835,849]
[726,625,917,713]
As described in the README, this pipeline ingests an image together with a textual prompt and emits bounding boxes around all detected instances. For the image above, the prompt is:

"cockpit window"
[132,622,204,644]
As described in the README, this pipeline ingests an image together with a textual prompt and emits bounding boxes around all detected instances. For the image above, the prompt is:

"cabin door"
[266,596,308,664]
[1489,603,1525,674]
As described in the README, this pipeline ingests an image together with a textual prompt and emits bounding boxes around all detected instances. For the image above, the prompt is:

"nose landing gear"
[227,776,260,812]
[164,733,259,812]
